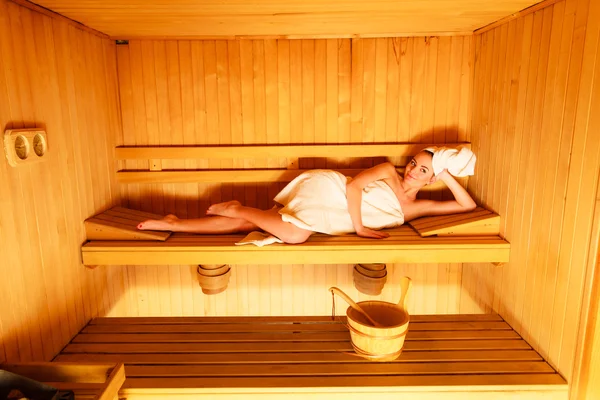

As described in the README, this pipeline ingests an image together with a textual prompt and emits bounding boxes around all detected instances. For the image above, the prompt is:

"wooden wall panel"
[0,0,123,362]
[111,37,478,318]
[467,0,600,383]
[579,244,600,399]
[116,37,472,212]
[107,263,468,317]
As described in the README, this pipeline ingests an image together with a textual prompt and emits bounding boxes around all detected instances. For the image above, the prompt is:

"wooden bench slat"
[125,361,554,377]
[82,247,510,265]
[89,314,504,325]
[116,169,463,191]
[413,213,497,234]
[72,330,520,343]
[54,349,543,364]
[103,208,158,223]
[63,339,531,354]
[408,208,502,238]
[83,323,349,334]
[417,213,496,231]
[84,207,172,242]
[409,208,491,230]
[82,240,510,249]
[122,374,566,389]
[420,215,501,237]
[115,144,470,160]
[83,236,510,248]
[110,206,168,220]
[92,213,144,227]
[82,321,511,334]
[84,218,172,241]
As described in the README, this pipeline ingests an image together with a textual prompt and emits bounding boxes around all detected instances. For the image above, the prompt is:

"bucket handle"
[397,276,412,309]
[329,287,383,327]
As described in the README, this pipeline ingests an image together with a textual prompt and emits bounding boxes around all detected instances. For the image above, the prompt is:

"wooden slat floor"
[81,227,510,266]
[53,315,567,399]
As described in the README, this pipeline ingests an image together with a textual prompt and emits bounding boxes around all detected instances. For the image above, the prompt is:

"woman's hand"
[430,169,450,183]
[356,227,390,239]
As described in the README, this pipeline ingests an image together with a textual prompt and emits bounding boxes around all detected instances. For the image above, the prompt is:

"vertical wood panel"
[0,0,122,361]
[115,264,469,318]
[468,0,600,384]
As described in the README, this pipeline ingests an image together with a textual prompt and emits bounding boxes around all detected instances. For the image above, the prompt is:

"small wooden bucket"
[197,265,231,294]
[331,276,411,361]
[353,265,387,295]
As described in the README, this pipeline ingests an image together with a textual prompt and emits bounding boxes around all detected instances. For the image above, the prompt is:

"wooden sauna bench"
[82,206,509,266]
[53,315,568,400]
[83,143,510,266]
[82,228,509,266]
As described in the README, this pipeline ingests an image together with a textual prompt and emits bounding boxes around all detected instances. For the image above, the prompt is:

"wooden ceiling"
[28,0,544,38]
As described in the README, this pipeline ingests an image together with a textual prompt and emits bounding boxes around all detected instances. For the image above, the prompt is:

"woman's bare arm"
[411,170,476,218]
[346,162,398,238]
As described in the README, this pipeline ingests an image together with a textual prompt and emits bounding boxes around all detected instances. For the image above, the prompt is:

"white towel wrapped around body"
[424,146,476,177]
[273,170,404,235]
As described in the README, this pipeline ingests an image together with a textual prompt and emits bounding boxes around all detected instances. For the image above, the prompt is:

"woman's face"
[404,151,434,187]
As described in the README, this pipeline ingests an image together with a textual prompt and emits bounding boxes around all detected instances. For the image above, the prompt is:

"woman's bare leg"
[138,211,258,234]
[206,201,312,244]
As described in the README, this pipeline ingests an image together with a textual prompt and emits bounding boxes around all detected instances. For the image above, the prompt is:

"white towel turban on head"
[423,146,477,177]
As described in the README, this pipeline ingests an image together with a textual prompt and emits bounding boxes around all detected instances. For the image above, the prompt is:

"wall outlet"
[3,129,48,167]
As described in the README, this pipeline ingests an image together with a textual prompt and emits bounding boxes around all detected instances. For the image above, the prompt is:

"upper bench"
[81,143,510,266]
[82,219,509,266]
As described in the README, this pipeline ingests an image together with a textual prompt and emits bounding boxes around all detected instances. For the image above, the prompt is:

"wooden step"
[408,207,501,237]
[85,206,172,241]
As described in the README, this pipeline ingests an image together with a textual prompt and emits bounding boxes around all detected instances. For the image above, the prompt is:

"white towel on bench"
[273,170,404,235]
[235,231,283,247]
[424,146,476,177]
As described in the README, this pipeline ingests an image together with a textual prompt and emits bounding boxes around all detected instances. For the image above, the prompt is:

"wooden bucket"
[331,276,411,361]
[353,265,387,295]
[197,265,231,294]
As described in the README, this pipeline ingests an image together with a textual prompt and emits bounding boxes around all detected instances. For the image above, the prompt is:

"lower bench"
[53,314,567,400]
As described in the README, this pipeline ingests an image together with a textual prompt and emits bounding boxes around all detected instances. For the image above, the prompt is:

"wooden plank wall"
[109,263,475,318]
[578,243,600,399]
[467,0,600,383]
[0,0,123,362]
[112,37,482,317]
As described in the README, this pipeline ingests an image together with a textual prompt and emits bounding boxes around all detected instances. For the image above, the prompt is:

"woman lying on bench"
[138,150,476,244]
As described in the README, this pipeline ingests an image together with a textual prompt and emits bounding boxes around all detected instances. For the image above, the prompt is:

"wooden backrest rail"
[115,142,471,185]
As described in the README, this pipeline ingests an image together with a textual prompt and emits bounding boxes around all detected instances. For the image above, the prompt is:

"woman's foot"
[138,214,179,231]
[206,200,241,217]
